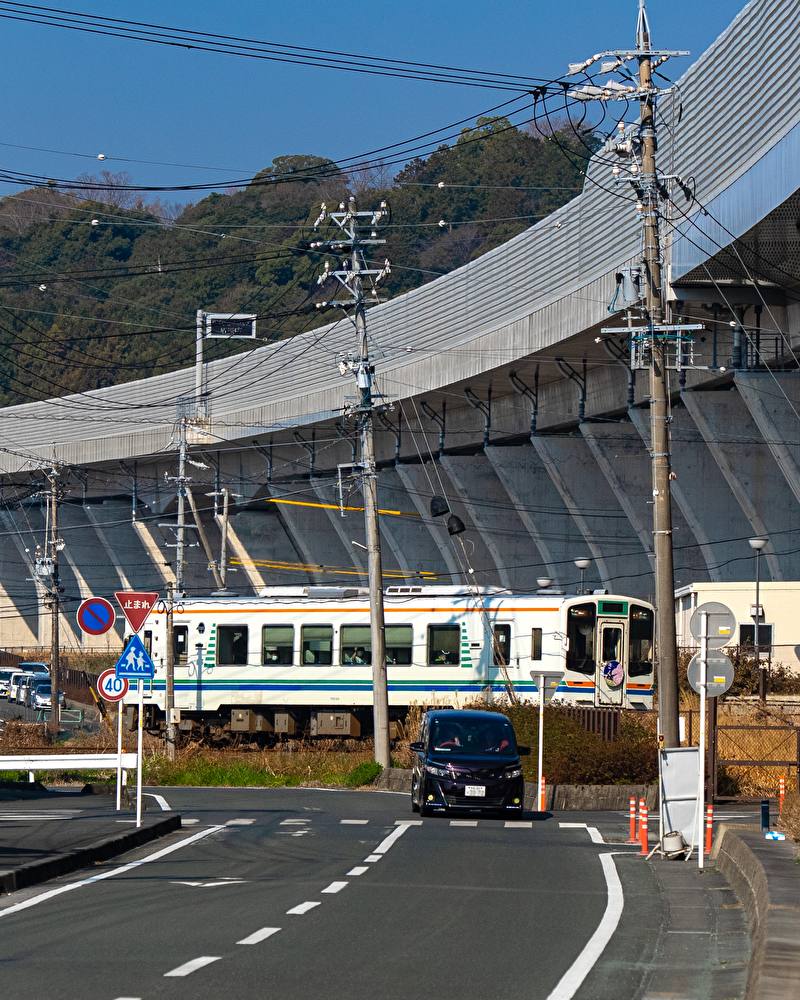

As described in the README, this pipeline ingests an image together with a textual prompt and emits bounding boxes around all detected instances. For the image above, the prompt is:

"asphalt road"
[0,787,670,1000]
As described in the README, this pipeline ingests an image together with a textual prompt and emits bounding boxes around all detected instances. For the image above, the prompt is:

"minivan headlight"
[505,767,523,779]
[425,764,451,778]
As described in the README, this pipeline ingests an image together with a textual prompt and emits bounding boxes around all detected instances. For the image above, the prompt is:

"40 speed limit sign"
[96,669,129,702]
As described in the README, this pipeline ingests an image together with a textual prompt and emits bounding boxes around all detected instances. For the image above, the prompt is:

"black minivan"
[410,709,529,817]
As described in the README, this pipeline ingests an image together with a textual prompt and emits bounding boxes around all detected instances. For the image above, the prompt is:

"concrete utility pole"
[47,468,61,734]
[636,1,679,749]
[570,0,691,747]
[164,583,176,761]
[313,197,392,769]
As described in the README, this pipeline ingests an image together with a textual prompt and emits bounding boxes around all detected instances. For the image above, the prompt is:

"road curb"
[0,814,181,895]
[712,824,800,1000]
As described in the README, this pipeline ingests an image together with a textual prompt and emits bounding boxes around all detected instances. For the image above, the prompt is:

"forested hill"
[0,117,591,408]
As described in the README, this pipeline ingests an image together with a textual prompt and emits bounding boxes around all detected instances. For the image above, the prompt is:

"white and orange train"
[122,586,655,739]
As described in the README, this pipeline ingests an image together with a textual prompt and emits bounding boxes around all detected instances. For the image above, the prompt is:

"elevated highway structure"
[1,0,799,649]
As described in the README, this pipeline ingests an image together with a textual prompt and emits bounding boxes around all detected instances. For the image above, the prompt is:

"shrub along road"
[0,787,728,1000]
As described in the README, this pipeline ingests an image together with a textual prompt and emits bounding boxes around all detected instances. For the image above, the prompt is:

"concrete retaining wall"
[375,768,658,810]
[712,825,800,1000]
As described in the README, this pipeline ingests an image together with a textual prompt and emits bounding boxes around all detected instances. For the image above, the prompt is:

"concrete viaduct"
[1,0,799,649]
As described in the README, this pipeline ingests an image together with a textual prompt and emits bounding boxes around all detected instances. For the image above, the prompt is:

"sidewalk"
[0,784,180,894]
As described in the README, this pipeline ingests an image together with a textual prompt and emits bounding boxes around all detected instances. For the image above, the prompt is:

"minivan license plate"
[465,785,485,797]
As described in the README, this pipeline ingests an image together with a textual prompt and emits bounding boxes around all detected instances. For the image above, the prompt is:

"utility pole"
[165,583,176,761]
[571,0,691,748]
[313,196,392,769]
[46,468,62,734]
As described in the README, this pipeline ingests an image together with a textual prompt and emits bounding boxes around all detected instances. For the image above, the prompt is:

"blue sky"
[1,1,744,202]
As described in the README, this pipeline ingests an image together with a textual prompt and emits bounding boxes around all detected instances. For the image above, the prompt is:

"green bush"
[342,760,382,787]
[480,703,658,786]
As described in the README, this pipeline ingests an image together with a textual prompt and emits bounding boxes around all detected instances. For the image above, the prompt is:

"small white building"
[675,582,800,672]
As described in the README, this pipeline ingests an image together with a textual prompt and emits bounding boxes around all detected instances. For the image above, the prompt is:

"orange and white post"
[539,775,546,812]
[638,798,648,855]
[627,796,638,843]
[705,805,714,855]
[780,776,786,813]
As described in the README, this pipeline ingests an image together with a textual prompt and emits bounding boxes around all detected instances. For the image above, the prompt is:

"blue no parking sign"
[76,597,116,636]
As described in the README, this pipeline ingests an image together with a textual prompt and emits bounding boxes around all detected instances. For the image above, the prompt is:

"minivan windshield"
[430,717,517,756]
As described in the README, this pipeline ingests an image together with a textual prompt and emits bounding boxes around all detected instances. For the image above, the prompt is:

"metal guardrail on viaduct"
[1,0,799,648]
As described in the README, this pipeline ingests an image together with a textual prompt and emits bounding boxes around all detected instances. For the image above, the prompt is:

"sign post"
[689,601,735,866]
[96,669,129,811]
[114,636,155,828]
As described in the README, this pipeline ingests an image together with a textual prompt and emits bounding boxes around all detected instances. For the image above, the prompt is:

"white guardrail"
[0,753,139,772]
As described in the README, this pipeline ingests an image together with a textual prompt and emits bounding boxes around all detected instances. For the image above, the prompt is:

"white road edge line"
[237,927,281,945]
[375,823,412,854]
[545,854,624,1000]
[587,827,605,844]
[0,825,226,919]
[142,793,170,811]
[164,956,221,977]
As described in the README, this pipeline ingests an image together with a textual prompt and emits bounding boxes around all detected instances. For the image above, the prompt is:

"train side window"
[174,625,188,665]
[566,603,596,675]
[531,628,543,661]
[492,625,511,665]
[428,624,460,665]
[629,605,654,677]
[262,625,294,665]
[217,625,249,665]
[302,625,333,665]
[387,625,413,665]
[143,630,153,656]
[341,625,371,664]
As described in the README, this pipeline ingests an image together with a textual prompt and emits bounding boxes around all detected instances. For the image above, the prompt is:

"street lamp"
[574,558,592,595]
[748,537,768,699]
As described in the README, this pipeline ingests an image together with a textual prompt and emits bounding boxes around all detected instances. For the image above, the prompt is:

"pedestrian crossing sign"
[115,634,155,680]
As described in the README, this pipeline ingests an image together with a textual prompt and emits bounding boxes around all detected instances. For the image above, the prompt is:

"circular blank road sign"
[689,601,736,649]
[97,669,129,702]
[687,650,735,698]
[76,597,116,636]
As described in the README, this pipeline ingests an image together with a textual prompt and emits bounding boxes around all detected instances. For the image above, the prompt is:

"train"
[120,585,655,741]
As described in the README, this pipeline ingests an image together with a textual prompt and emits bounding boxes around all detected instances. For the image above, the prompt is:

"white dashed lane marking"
[505,821,532,828]
[164,957,221,977]
[340,819,369,825]
[280,819,309,826]
[395,819,423,826]
[237,927,281,945]
[287,901,321,915]
[225,819,254,826]
[347,866,369,876]
[364,854,381,862]
[321,882,349,894]
[450,820,478,827]
[182,818,200,825]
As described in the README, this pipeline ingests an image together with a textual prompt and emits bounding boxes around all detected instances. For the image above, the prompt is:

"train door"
[595,619,627,706]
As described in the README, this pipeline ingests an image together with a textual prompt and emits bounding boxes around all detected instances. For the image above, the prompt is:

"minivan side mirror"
[517,745,531,756]
[409,741,425,753]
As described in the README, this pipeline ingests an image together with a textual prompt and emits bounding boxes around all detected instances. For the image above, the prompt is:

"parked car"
[30,683,66,712]
[25,677,55,708]
[18,673,49,707]
[0,668,15,698]
[410,709,530,817]
[8,671,38,703]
